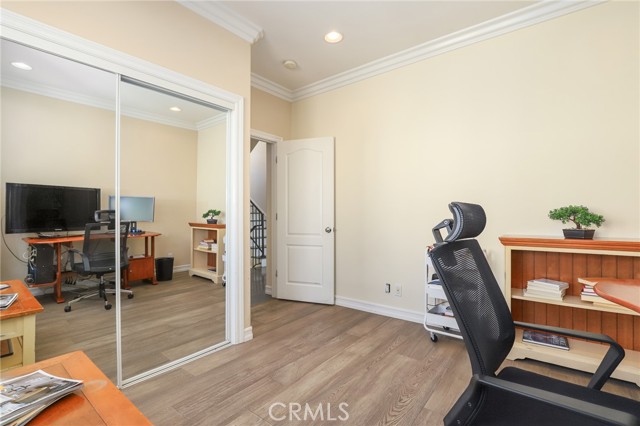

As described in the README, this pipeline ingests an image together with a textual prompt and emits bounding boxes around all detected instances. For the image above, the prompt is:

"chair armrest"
[67,248,91,272]
[514,321,625,390]
[475,374,639,426]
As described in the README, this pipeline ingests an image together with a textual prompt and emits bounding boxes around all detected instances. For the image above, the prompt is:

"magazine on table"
[0,294,18,310]
[0,370,83,426]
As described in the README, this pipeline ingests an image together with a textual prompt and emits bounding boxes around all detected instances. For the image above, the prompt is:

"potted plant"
[202,209,221,224]
[548,205,605,239]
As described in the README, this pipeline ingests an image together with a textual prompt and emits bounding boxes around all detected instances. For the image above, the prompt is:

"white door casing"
[276,137,335,304]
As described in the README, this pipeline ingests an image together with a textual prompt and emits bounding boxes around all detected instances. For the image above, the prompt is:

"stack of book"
[0,370,83,426]
[523,278,569,301]
[579,277,618,307]
[0,293,18,310]
[198,239,217,251]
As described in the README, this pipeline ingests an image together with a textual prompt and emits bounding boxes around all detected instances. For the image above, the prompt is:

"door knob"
[325,227,332,233]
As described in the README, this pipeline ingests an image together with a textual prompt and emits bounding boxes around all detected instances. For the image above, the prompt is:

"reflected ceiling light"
[169,106,181,112]
[11,62,32,70]
[282,59,298,70]
[324,31,343,43]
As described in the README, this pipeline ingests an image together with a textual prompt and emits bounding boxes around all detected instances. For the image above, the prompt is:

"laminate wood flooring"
[123,298,640,425]
[34,271,226,381]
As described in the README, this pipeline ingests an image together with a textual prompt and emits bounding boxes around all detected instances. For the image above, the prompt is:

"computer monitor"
[108,196,155,232]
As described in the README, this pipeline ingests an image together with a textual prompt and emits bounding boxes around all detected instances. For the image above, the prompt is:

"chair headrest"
[445,202,486,242]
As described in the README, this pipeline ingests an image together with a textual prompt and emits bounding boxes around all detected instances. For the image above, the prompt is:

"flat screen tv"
[5,183,100,235]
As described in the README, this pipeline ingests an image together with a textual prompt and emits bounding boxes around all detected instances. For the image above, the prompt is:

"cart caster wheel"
[64,306,71,312]
[443,326,450,331]
[128,293,134,299]
[430,334,438,342]
[105,303,112,310]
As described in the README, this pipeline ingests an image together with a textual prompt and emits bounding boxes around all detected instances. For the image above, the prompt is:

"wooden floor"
[123,298,640,425]
[35,271,226,381]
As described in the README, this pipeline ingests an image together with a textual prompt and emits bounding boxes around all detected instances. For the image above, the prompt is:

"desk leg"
[21,315,36,365]
[54,243,64,303]
[149,236,158,285]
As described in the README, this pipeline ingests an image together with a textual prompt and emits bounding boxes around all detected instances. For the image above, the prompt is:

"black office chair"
[65,221,133,312]
[428,202,640,426]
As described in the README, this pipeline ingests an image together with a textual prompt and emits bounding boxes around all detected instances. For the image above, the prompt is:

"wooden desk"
[0,279,44,369]
[1,351,152,425]
[593,279,640,314]
[24,232,161,303]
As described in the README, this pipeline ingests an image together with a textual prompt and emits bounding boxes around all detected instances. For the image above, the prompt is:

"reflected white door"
[276,137,334,304]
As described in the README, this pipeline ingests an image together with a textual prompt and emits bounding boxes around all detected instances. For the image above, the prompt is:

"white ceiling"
[179,1,599,100]
[222,1,536,90]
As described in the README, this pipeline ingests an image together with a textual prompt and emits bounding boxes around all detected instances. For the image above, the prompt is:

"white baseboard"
[243,326,253,342]
[174,264,190,273]
[335,296,423,324]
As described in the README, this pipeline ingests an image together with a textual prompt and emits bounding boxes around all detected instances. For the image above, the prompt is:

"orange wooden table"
[1,351,152,425]
[593,279,640,314]
[0,279,44,368]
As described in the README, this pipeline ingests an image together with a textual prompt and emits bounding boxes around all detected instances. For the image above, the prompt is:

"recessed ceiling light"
[169,106,181,112]
[324,31,343,43]
[282,60,298,70]
[11,62,32,71]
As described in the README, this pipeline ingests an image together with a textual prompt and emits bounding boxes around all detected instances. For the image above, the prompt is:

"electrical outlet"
[385,283,391,293]
[394,283,402,297]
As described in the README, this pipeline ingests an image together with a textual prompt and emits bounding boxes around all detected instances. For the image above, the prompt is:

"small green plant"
[202,209,221,219]
[548,205,605,229]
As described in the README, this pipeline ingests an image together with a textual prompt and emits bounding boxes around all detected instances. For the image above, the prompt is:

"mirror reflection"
[0,39,228,383]
[119,78,227,379]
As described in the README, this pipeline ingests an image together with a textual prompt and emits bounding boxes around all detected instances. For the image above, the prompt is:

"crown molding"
[197,113,227,130]
[250,73,294,102]
[249,0,603,102]
[177,0,263,44]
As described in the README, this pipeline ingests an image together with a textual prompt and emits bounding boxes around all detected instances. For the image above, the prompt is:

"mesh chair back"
[82,222,129,273]
[429,202,514,376]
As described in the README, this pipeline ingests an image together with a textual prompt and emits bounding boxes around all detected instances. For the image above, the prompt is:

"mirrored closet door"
[118,78,228,381]
[0,39,119,380]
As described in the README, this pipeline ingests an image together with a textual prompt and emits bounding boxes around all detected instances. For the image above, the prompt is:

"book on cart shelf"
[522,330,569,350]
[0,293,18,310]
[0,370,83,426]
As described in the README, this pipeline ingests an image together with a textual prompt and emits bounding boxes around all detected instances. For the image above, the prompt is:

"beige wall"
[0,88,199,280]
[290,2,639,315]
[197,120,227,222]
[251,88,291,140]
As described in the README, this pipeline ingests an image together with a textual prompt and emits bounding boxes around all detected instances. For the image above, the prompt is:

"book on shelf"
[0,370,83,426]
[522,288,565,301]
[526,278,569,290]
[522,330,569,350]
[0,293,18,310]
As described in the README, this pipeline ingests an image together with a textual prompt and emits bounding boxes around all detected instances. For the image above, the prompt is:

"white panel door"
[276,137,334,304]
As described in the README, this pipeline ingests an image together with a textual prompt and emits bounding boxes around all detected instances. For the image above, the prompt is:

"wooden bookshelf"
[500,236,640,386]
[188,223,226,284]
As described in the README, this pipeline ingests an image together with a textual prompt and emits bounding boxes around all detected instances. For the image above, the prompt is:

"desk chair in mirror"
[428,202,640,426]
[64,216,133,312]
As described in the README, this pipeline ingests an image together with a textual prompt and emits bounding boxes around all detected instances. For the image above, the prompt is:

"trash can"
[155,257,174,281]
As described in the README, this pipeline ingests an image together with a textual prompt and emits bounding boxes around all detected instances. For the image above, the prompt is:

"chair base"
[64,276,133,312]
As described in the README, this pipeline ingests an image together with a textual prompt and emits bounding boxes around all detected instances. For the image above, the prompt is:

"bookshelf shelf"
[500,236,640,386]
